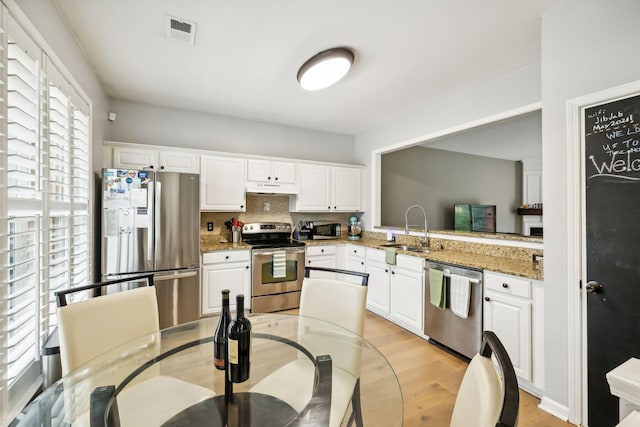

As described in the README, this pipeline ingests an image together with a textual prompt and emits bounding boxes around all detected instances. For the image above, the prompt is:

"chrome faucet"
[404,204,429,248]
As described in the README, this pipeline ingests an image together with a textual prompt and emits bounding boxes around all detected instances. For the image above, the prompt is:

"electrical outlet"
[207,222,214,231]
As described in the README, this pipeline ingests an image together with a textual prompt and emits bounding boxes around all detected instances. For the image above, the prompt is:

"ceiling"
[53,0,567,136]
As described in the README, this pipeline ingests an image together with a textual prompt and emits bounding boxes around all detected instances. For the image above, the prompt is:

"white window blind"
[6,216,39,386]
[6,38,39,201]
[0,6,93,424]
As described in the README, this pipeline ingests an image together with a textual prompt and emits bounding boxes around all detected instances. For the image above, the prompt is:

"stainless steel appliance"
[101,168,200,328]
[293,220,341,240]
[242,222,306,313]
[424,261,483,359]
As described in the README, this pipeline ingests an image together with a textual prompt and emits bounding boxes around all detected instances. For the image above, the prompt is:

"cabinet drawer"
[366,248,385,263]
[484,271,531,299]
[346,245,365,258]
[306,245,337,256]
[396,254,424,271]
[202,250,250,264]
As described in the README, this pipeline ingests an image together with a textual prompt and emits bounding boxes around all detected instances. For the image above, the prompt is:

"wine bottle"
[213,289,231,370]
[227,294,251,383]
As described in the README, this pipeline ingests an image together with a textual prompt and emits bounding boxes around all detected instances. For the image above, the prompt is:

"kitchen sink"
[380,243,429,253]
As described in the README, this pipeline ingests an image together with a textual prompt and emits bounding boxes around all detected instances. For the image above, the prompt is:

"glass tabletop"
[11,313,402,426]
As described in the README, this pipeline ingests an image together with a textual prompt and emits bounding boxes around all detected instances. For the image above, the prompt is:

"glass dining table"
[11,313,403,426]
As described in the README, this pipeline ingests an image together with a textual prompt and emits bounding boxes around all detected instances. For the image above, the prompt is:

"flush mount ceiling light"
[297,47,355,91]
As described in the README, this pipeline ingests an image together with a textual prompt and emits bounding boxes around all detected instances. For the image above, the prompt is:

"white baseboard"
[539,396,570,422]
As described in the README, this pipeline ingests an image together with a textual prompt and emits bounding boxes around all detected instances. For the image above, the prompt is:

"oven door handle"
[253,248,306,256]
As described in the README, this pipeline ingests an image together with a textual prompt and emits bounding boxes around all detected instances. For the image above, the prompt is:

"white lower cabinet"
[365,249,390,314]
[389,255,424,333]
[483,270,544,390]
[345,244,366,273]
[305,245,337,268]
[202,250,251,315]
[365,248,424,333]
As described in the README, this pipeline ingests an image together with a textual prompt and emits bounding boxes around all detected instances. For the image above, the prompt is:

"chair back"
[298,267,369,378]
[450,331,519,427]
[300,266,369,335]
[55,274,159,375]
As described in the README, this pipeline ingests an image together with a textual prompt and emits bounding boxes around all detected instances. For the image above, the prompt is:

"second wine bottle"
[227,294,251,383]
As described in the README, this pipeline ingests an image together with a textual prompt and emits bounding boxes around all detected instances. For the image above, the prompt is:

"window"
[0,6,92,424]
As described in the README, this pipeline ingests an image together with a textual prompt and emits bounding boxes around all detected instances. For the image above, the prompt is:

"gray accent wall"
[382,146,522,233]
[108,99,356,164]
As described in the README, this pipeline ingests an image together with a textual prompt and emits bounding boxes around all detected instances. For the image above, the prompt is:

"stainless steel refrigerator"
[101,168,200,328]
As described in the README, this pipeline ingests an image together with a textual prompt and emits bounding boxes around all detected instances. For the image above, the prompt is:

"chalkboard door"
[584,94,640,427]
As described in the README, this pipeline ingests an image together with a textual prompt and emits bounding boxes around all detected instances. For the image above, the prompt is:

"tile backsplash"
[200,194,358,239]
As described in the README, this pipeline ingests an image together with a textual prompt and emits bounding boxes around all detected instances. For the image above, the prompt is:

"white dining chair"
[56,274,214,426]
[251,266,369,427]
[450,330,520,427]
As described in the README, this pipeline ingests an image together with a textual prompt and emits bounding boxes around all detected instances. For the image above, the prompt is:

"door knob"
[585,281,603,293]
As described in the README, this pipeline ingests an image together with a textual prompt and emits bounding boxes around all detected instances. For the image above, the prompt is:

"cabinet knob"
[334,206,337,209]
[275,177,279,181]
[225,255,229,260]
[267,176,271,180]
[160,165,165,170]
[361,261,364,265]
[502,283,509,288]
[240,205,244,209]
[353,249,357,253]
[328,206,331,209]
[308,260,311,264]
[245,265,249,269]
[149,165,154,169]
[321,249,324,253]
[385,269,388,273]
[484,297,491,302]
[391,271,395,275]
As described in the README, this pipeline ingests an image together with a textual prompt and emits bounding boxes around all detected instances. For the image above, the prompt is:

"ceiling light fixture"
[297,47,355,91]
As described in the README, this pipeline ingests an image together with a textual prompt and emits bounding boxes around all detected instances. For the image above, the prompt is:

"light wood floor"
[360,311,573,427]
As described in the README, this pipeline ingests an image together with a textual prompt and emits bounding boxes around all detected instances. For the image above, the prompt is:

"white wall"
[354,62,541,229]
[541,0,640,415]
[108,99,356,164]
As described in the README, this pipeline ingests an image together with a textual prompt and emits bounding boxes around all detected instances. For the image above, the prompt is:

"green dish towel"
[385,248,397,265]
[429,268,446,310]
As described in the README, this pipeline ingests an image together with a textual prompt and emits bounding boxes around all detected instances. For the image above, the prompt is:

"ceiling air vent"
[166,15,197,45]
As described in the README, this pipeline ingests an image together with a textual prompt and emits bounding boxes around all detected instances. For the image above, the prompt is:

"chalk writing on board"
[585,95,640,181]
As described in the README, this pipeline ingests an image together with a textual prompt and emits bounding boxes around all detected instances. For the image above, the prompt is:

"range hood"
[245,182,299,195]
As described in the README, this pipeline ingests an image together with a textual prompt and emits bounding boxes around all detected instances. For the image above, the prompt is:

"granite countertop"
[300,237,543,281]
[200,236,543,281]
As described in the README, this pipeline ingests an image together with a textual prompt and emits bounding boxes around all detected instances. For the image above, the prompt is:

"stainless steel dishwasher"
[424,261,483,359]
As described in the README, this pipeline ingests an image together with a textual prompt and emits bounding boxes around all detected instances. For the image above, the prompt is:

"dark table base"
[161,392,298,427]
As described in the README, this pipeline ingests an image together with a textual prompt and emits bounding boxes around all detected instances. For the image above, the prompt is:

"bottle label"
[228,338,239,364]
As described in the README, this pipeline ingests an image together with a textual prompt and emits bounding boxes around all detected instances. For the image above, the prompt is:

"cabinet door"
[247,159,272,182]
[346,255,366,273]
[200,156,246,211]
[272,161,296,184]
[296,164,331,211]
[389,265,424,331]
[202,262,250,315]
[158,151,199,173]
[332,166,362,211]
[366,260,390,314]
[483,291,532,381]
[113,147,158,170]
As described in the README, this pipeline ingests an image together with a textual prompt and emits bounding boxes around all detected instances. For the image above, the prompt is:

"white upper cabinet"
[332,166,362,211]
[200,155,246,211]
[112,146,199,173]
[247,159,296,184]
[246,159,298,193]
[291,163,362,212]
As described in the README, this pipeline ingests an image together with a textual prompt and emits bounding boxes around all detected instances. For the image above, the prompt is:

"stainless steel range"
[242,222,306,313]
